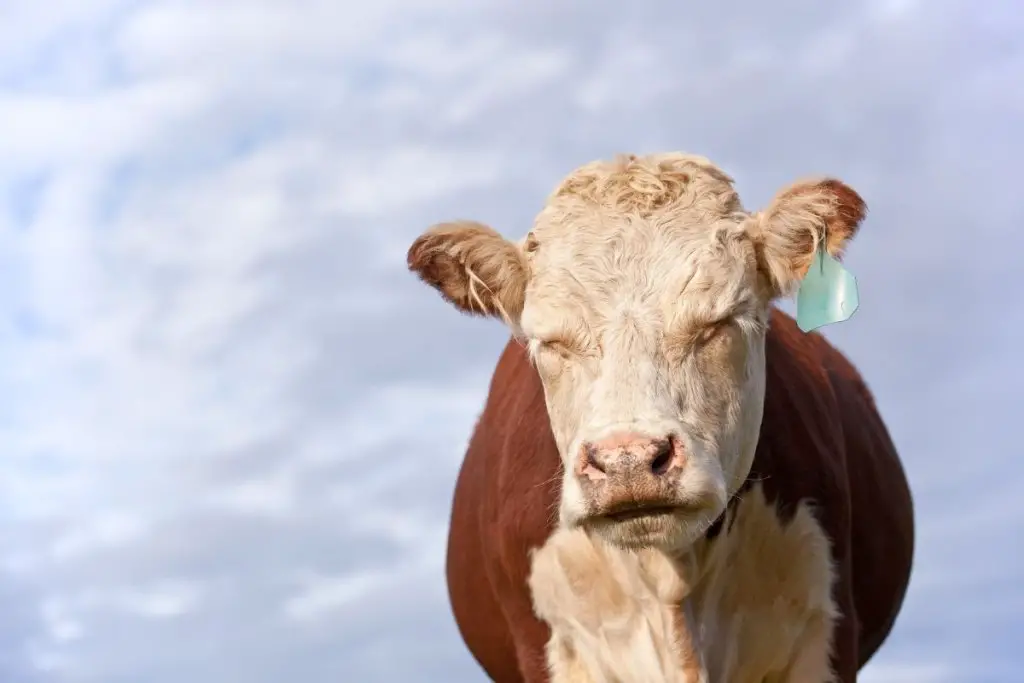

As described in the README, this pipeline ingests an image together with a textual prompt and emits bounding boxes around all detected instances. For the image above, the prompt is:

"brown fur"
[442,311,913,682]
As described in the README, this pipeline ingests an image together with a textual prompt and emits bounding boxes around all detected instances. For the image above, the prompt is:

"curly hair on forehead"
[548,153,742,219]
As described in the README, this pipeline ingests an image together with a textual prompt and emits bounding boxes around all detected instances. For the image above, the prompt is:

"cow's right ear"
[407,220,528,325]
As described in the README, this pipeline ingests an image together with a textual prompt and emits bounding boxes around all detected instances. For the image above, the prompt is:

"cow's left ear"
[750,179,867,297]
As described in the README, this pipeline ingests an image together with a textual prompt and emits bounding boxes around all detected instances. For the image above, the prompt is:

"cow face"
[408,153,865,551]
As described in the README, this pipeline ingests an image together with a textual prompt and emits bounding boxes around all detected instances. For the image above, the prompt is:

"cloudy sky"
[0,0,1021,681]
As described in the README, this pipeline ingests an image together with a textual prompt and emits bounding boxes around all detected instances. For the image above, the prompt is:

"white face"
[518,157,769,550]
[408,153,866,552]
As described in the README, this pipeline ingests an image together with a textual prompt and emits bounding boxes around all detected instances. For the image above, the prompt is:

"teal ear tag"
[796,248,859,332]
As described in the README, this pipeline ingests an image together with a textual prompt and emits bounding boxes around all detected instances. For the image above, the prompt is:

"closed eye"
[665,317,734,354]
[695,317,733,344]
[530,327,599,361]
[535,337,579,357]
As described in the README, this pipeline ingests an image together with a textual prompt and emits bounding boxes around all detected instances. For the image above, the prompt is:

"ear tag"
[796,247,859,332]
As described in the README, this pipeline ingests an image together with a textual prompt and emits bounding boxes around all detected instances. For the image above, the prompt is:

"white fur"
[530,485,838,683]
[529,527,708,683]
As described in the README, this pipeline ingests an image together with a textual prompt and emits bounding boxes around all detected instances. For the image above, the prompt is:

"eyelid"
[700,318,731,337]
[537,336,578,352]
[534,331,591,356]
[666,316,734,349]
[704,316,733,330]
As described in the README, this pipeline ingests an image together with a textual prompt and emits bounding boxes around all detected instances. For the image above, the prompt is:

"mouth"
[581,496,704,528]
[579,499,716,550]
[581,492,720,528]
[599,502,681,523]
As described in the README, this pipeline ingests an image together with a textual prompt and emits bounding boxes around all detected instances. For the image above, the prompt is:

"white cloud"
[0,0,1021,681]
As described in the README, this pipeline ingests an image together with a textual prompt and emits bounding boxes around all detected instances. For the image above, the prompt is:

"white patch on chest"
[529,528,708,683]
[690,483,838,683]
[528,484,837,683]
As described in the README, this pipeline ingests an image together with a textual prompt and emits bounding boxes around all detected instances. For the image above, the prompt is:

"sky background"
[0,0,1021,681]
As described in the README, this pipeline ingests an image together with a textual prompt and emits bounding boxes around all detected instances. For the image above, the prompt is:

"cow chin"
[563,469,729,553]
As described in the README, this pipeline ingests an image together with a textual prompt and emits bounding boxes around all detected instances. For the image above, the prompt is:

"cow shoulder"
[472,339,565,680]
[685,311,852,682]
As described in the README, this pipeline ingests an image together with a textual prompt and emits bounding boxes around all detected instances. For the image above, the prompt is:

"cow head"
[408,153,865,551]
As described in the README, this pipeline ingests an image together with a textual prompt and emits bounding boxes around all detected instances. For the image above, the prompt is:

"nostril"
[649,438,674,476]
[577,443,607,480]
[585,445,606,474]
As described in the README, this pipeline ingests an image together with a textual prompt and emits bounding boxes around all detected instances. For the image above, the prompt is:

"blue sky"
[0,1,1021,681]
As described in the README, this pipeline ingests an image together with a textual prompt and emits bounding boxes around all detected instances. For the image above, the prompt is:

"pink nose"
[576,432,684,480]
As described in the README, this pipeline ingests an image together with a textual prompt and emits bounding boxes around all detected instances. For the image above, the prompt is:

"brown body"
[445,309,914,682]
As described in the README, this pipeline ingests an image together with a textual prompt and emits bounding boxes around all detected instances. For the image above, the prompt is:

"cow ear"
[407,220,528,325]
[751,179,867,297]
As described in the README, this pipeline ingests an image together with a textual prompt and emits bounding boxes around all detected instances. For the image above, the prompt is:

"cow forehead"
[522,237,760,341]
[523,154,757,330]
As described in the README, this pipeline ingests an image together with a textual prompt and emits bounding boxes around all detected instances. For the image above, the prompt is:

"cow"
[406,152,915,682]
